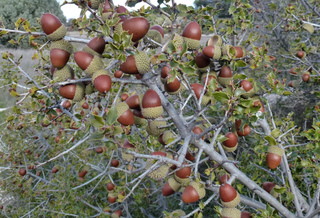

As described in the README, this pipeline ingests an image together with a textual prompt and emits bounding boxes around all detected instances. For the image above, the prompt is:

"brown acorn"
[111,159,120,167]
[263,181,280,198]
[78,170,88,178]
[191,83,211,106]
[241,211,253,218]
[161,65,171,83]
[114,70,123,78]
[59,83,85,102]
[182,181,206,203]
[175,165,191,179]
[116,102,134,126]
[162,177,181,196]
[121,140,135,162]
[92,69,112,93]
[83,37,105,56]
[41,13,66,41]
[229,46,246,58]
[218,66,233,87]
[107,182,115,191]
[218,173,230,184]
[203,45,222,60]
[252,96,265,113]
[125,94,141,109]
[219,183,241,207]
[101,0,112,21]
[195,52,211,69]
[52,167,59,173]
[185,151,195,161]
[240,80,255,98]
[222,132,238,152]
[235,120,251,136]
[19,168,26,176]
[74,51,103,76]
[302,72,310,82]
[108,193,117,203]
[141,89,163,119]
[122,17,150,42]
[296,51,306,59]
[120,52,150,74]
[182,21,201,50]
[96,146,103,153]
[164,74,181,94]
[266,146,283,170]
[50,40,73,69]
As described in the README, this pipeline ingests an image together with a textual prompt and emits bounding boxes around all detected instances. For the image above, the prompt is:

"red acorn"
[107,182,115,191]
[219,183,240,207]
[141,89,163,119]
[122,17,150,42]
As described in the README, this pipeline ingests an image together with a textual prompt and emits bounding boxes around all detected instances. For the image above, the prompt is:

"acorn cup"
[120,52,150,74]
[221,207,241,218]
[263,182,281,198]
[101,0,112,21]
[82,37,106,57]
[219,183,241,208]
[266,146,283,170]
[181,181,206,203]
[207,34,223,46]
[88,0,104,10]
[85,83,94,95]
[50,39,73,69]
[191,83,211,106]
[143,25,164,48]
[203,45,222,60]
[91,69,112,93]
[228,46,246,58]
[141,89,163,119]
[200,71,217,87]
[108,191,117,203]
[52,64,74,82]
[132,109,146,126]
[217,66,233,87]
[116,102,134,126]
[222,132,238,152]
[74,51,103,77]
[159,130,175,145]
[41,13,67,41]
[146,119,166,136]
[302,23,314,34]
[121,140,135,162]
[239,80,255,98]
[59,83,85,102]
[145,151,172,180]
[182,21,201,50]
[172,33,184,49]
[162,177,181,196]
[222,45,232,56]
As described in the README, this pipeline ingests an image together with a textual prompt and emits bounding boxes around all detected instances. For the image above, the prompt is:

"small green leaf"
[271,128,281,138]
[180,65,194,74]
[89,114,105,129]
[283,91,293,96]
[273,186,287,194]
[199,201,204,210]
[235,60,247,67]
[88,131,105,141]
[111,126,123,135]
[217,134,228,143]
[212,92,229,103]
[265,135,277,146]
[106,106,118,125]
[157,53,167,61]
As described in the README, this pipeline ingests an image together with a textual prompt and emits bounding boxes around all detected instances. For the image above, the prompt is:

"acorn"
[162,177,181,196]
[78,170,88,178]
[111,210,122,218]
[263,181,280,198]
[101,0,112,21]
[83,37,105,56]
[146,119,166,136]
[164,74,182,94]
[41,13,66,41]
[111,159,120,167]
[218,66,233,87]
[296,51,306,59]
[159,130,175,145]
[121,140,135,162]
[302,23,314,34]
[266,146,283,170]
[235,120,251,136]
[74,51,103,76]
[221,207,241,218]
[288,80,299,88]
[19,168,26,176]
[53,64,74,82]
[107,182,115,191]
[229,46,246,58]
[133,109,146,126]
[203,45,222,60]
[50,39,73,69]
[120,52,150,74]
[241,211,253,218]
[175,165,192,179]
[88,0,104,10]
[114,70,123,78]
[145,151,172,179]
[108,191,117,203]
[222,132,238,152]
[239,80,255,98]
[125,94,141,109]
[218,173,230,184]
[172,33,184,49]
[201,72,217,87]
[185,151,195,162]
[122,17,150,42]
[219,183,241,207]
[169,209,186,217]
[207,34,222,46]
[52,166,59,173]
[59,83,85,102]
[116,102,134,126]
[191,83,211,106]
[182,21,201,50]
[195,52,211,69]
[302,72,310,82]
[91,69,112,93]
[252,96,265,113]
[144,25,164,48]
[181,181,206,203]
[141,89,163,119]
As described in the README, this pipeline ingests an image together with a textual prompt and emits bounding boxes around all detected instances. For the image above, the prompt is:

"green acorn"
[169,209,186,218]
[53,64,74,82]
[207,34,222,46]
[50,39,73,54]
[302,23,314,34]
[146,119,166,136]
[172,33,184,49]
[221,207,241,218]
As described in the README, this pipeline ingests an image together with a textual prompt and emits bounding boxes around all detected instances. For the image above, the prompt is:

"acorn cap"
[146,119,166,136]
[73,83,85,102]
[169,209,186,217]
[222,143,238,152]
[83,45,102,57]
[221,207,241,218]
[144,29,163,48]
[302,23,314,34]
[183,37,200,50]
[47,24,66,41]
[145,152,172,179]
[53,64,74,82]
[91,69,112,83]
[89,0,103,9]
[160,130,175,145]
[108,191,118,198]
[50,39,73,54]
[133,115,146,126]
[197,66,210,74]
[221,192,241,208]
[270,185,281,198]
[212,46,222,59]
[167,177,181,192]
[85,84,94,95]
[222,44,232,56]
[116,102,129,118]
[241,87,255,99]
[217,77,233,87]
[172,33,184,49]
[207,34,222,46]
[121,147,135,162]
[200,95,211,106]
[174,172,190,185]
[85,55,104,76]
[267,146,283,156]
[134,52,150,74]
[190,181,206,199]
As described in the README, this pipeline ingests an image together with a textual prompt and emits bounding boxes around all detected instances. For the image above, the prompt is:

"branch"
[143,0,171,19]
